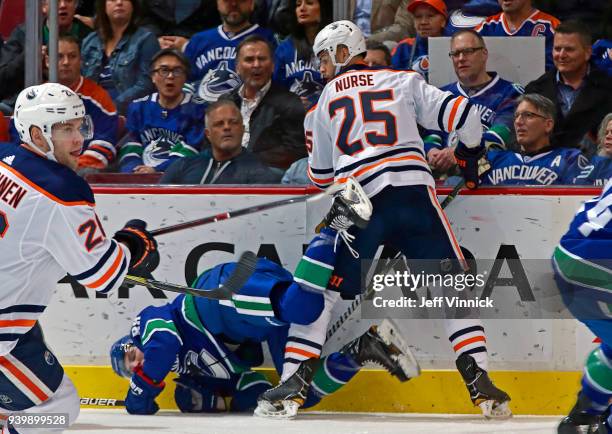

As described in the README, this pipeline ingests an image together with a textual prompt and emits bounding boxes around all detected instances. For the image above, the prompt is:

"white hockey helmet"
[14,83,93,162]
[313,20,367,70]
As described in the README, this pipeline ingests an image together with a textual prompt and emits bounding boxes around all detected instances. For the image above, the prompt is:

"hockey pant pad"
[174,376,224,413]
[125,367,165,415]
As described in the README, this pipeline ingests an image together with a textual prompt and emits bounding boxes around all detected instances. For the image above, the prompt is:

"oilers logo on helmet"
[198,61,242,102]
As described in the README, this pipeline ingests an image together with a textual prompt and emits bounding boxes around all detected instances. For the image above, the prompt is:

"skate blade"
[478,399,512,419]
[377,319,421,380]
[254,400,300,420]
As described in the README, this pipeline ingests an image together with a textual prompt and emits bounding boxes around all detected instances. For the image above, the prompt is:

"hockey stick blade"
[125,251,258,300]
[151,183,344,237]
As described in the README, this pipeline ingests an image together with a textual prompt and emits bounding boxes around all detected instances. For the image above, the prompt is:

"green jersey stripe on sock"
[311,357,347,395]
[294,258,334,290]
[585,349,612,393]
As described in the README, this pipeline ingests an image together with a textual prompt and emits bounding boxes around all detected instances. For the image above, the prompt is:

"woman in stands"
[273,0,332,110]
[81,0,160,114]
[575,114,612,186]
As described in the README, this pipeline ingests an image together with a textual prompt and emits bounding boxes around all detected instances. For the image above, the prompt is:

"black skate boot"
[341,319,420,382]
[254,357,320,419]
[318,176,372,232]
[557,392,605,433]
[456,353,512,419]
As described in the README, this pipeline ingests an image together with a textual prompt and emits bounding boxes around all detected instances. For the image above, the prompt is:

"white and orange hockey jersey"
[306,65,483,197]
[0,144,130,355]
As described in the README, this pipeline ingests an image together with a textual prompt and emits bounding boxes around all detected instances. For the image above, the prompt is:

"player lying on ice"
[110,178,420,415]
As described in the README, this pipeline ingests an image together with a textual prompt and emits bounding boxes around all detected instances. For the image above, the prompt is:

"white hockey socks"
[444,318,488,371]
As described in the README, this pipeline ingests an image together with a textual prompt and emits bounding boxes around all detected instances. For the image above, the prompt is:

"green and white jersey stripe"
[553,245,612,292]
[141,318,183,346]
[219,294,275,317]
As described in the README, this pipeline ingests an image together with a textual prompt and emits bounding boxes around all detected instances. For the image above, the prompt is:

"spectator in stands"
[591,39,612,76]
[573,113,612,186]
[476,0,559,71]
[481,94,589,185]
[345,0,415,43]
[183,0,276,103]
[0,0,92,112]
[445,0,500,35]
[81,0,160,115]
[140,0,220,50]
[365,40,392,66]
[118,48,205,174]
[533,0,611,41]
[54,35,119,173]
[273,0,332,110]
[425,29,523,176]
[221,35,306,171]
[160,100,280,184]
[391,0,448,78]
[525,21,612,155]
[281,156,310,184]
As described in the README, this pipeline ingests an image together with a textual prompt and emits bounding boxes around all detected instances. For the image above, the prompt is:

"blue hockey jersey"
[475,10,560,70]
[390,36,430,78]
[573,155,612,186]
[184,24,276,102]
[119,92,205,173]
[481,147,589,185]
[592,39,612,77]
[424,73,524,153]
[273,38,324,107]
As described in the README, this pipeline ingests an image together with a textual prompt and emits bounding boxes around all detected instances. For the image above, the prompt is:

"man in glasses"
[118,48,206,174]
[480,93,589,185]
[424,29,524,177]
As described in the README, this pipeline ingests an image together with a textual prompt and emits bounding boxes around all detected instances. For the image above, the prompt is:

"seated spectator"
[221,35,306,170]
[445,0,500,35]
[574,113,612,186]
[347,0,415,43]
[591,39,612,76]
[184,0,276,103]
[525,21,612,155]
[365,40,392,66]
[481,94,589,185]
[425,29,523,176]
[391,0,448,78]
[476,0,559,71]
[81,0,160,115]
[0,0,92,111]
[533,0,611,41]
[273,0,332,110]
[118,48,205,174]
[160,100,280,184]
[281,156,310,184]
[140,0,220,50]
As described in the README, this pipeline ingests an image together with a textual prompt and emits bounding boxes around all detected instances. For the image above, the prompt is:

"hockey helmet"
[110,335,134,378]
[14,83,93,162]
[313,20,366,70]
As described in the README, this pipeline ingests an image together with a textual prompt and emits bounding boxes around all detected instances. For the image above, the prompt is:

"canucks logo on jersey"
[197,60,242,103]
[141,132,181,168]
[289,71,324,99]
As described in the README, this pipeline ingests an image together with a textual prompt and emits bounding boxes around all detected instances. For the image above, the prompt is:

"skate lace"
[333,229,359,258]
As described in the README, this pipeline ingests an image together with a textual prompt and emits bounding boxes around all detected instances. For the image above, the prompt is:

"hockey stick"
[150,183,344,237]
[326,183,465,340]
[124,251,258,300]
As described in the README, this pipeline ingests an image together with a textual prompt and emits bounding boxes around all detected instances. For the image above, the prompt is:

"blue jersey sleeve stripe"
[0,333,26,341]
[438,94,454,131]
[335,147,425,176]
[0,305,46,315]
[72,241,117,281]
[455,101,473,130]
[96,256,128,294]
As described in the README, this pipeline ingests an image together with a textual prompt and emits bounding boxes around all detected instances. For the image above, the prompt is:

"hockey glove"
[125,367,165,415]
[454,143,486,189]
[113,219,159,277]
[174,376,225,413]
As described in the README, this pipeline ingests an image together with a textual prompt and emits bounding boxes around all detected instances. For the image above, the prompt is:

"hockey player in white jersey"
[0,83,159,433]
[256,20,511,419]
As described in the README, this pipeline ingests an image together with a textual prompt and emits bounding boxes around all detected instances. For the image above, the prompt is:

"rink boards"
[38,185,602,414]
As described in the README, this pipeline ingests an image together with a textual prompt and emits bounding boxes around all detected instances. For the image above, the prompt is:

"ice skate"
[319,176,372,232]
[456,353,512,419]
[557,392,605,433]
[341,319,420,381]
[254,357,319,419]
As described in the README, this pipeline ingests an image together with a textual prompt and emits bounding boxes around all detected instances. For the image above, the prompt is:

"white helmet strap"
[26,125,57,162]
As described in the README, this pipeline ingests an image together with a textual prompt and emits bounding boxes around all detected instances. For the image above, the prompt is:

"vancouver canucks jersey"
[481,148,588,185]
[273,38,324,106]
[184,24,276,102]
[390,36,430,78]
[119,93,205,173]
[424,73,523,153]
[573,156,612,186]
[475,10,560,70]
[592,39,612,76]
[0,144,129,355]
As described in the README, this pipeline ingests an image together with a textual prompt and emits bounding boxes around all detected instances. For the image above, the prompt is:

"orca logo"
[198,61,242,102]
[26,89,37,100]
[0,394,12,404]
[290,71,323,98]
[44,351,56,365]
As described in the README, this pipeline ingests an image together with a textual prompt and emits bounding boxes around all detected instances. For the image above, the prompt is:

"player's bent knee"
[273,282,324,325]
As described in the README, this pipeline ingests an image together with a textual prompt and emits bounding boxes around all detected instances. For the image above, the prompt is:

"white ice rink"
[68,410,559,434]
